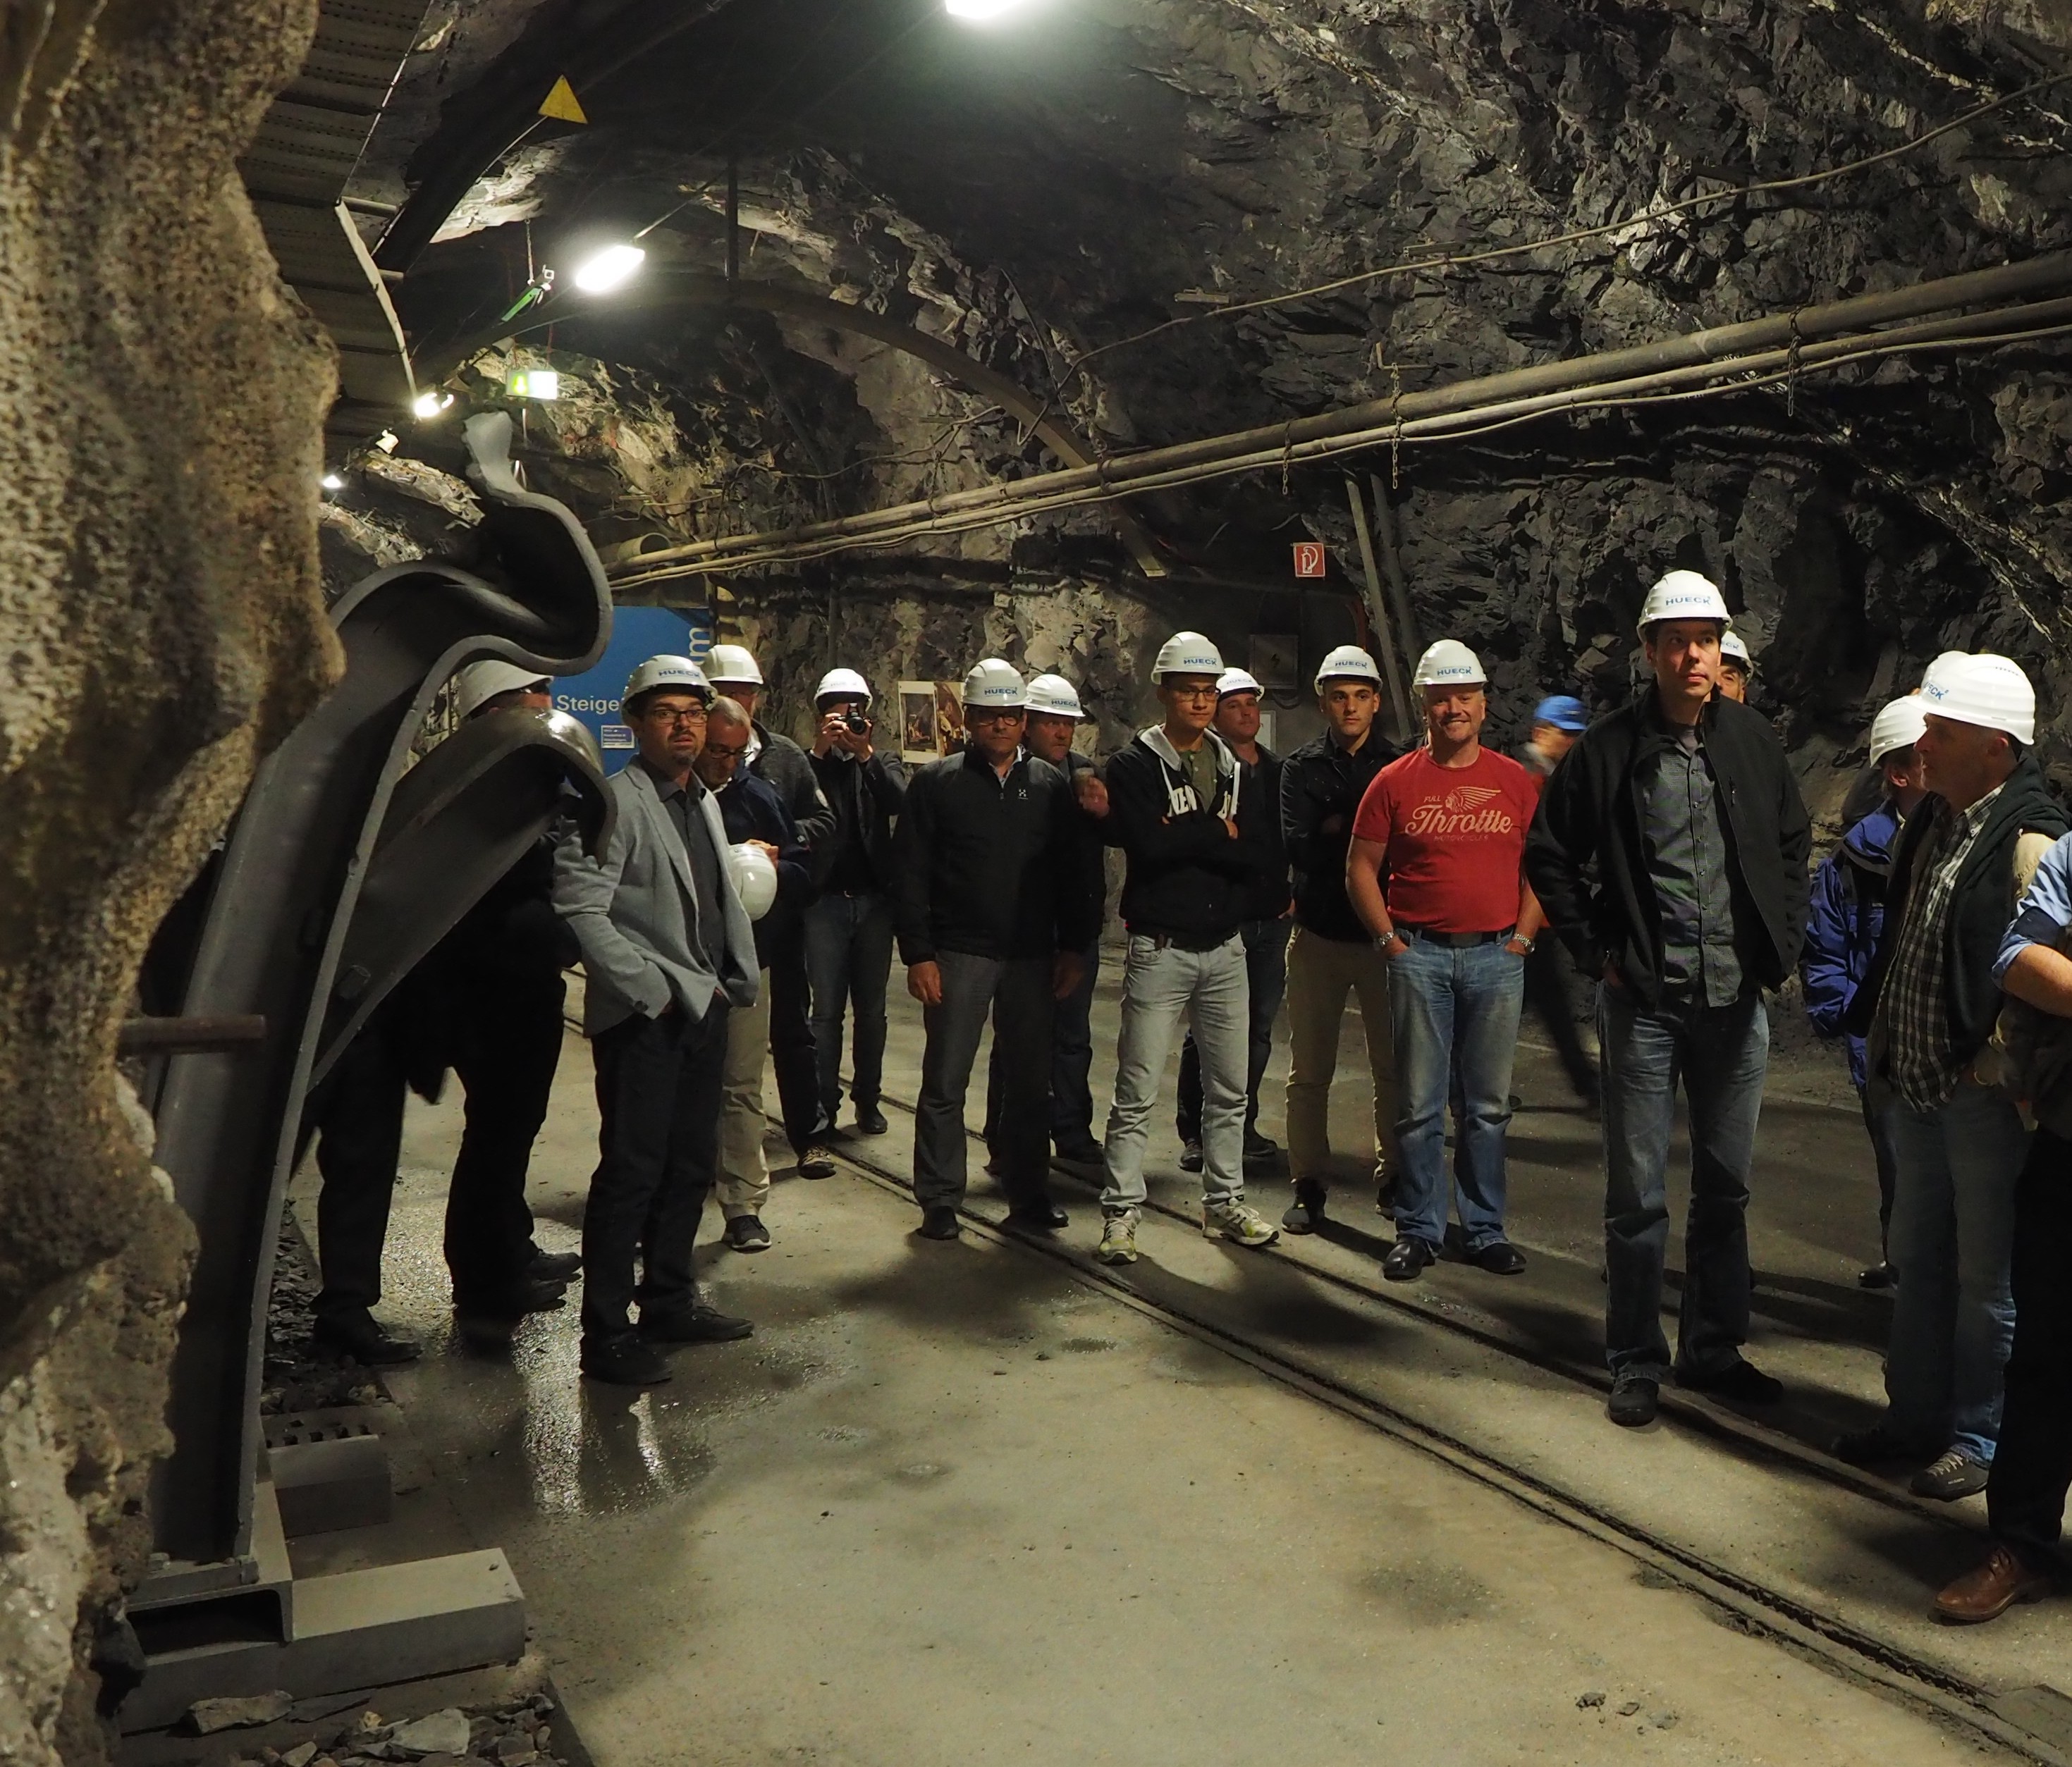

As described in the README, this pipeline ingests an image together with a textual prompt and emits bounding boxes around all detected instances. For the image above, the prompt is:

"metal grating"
[240,0,429,431]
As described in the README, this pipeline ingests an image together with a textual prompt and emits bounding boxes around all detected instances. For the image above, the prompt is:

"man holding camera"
[806,668,909,1138]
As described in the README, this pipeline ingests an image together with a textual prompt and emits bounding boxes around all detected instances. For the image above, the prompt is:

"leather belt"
[1398,924,1514,948]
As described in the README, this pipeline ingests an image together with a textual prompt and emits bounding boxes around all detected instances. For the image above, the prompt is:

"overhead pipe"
[608,254,2072,583]
[611,276,2072,584]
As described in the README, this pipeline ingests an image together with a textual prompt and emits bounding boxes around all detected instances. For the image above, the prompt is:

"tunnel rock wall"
[0,1,338,1759]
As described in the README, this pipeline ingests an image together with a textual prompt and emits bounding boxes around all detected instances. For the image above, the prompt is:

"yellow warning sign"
[538,76,587,124]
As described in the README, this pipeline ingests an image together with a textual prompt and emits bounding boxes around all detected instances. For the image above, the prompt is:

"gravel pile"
[213,1694,572,1767]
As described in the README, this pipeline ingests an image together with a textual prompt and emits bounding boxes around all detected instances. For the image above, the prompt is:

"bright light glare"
[320,472,345,491]
[507,368,561,400]
[946,0,1030,17]
[412,390,454,419]
[571,243,646,294]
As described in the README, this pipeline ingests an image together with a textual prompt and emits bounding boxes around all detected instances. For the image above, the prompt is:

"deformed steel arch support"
[148,411,612,1570]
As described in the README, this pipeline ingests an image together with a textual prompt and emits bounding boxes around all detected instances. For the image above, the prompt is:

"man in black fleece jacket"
[1093,632,1280,1265]
[1526,572,1809,1429]
[894,660,1098,1240]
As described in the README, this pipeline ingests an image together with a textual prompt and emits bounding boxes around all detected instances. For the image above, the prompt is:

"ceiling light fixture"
[320,472,345,491]
[570,242,646,294]
[412,390,455,419]
[945,0,1031,18]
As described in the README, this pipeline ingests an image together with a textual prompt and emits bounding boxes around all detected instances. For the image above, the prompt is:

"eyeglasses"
[702,740,749,759]
[644,705,707,727]
[1165,684,1219,703]
[967,708,1024,725]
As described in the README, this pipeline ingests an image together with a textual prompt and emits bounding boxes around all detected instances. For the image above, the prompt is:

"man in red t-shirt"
[1347,639,1545,1282]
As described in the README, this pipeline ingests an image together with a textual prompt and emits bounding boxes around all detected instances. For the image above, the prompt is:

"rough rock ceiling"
[326,0,2072,768]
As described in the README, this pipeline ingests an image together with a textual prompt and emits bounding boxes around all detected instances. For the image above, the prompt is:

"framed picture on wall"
[932,682,966,756]
[899,682,938,761]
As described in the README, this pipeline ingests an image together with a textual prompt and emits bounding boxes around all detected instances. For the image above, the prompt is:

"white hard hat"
[1867,695,1929,768]
[1313,645,1383,691]
[1719,630,1753,670]
[1918,651,2036,747]
[1024,674,1086,719]
[1217,667,1263,697]
[814,667,873,706]
[1636,569,1732,634]
[707,643,764,686]
[1152,631,1223,681]
[1411,639,1488,689]
[455,660,551,720]
[730,842,778,921]
[962,656,1026,709]
[622,654,711,709]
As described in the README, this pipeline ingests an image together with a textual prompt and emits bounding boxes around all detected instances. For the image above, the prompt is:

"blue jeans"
[1600,988,1768,1379]
[1386,933,1524,1251]
[1102,934,1249,1212]
[804,892,895,1120]
[1178,917,1289,1141]
[1884,1083,2027,1462]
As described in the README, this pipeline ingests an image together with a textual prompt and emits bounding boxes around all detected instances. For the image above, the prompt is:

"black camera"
[842,713,870,735]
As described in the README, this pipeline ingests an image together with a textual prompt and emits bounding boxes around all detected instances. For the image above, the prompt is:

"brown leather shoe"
[1935,1546,2051,1624]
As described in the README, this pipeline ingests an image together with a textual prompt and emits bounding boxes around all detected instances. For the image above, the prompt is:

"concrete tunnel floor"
[285,960,2061,1764]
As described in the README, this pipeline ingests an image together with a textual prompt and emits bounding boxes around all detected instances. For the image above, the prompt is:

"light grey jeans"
[1101,932,1249,1213]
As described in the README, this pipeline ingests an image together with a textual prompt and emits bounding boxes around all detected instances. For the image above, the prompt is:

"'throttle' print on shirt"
[1351,746,1540,935]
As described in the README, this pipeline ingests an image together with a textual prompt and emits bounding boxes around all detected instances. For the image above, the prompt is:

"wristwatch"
[1509,933,1535,954]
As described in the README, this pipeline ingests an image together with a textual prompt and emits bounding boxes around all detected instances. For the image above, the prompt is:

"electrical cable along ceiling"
[318,0,2072,733]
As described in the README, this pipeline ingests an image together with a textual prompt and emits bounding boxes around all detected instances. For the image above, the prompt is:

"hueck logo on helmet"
[960,657,1026,710]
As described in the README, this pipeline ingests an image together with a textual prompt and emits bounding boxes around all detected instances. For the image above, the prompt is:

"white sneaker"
[1203,1198,1279,1248]
[1095,1210,1140,1264]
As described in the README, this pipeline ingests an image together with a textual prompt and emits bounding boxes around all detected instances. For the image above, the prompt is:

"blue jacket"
[1801,799,1901,1090]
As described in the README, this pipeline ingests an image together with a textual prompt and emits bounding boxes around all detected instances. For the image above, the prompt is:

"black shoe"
[1832,1422,1942,1467]
[453,1310,520,1353]
[312,1312,422,1365]
[1178,1140,1204,1173]
[1382,1236,1437,1282]
[1608,1372,1660,1428]
[724,1214,771,1252]
[453,1275,567,1320]
[1055,1137,1104,1165]
[1282,1180,1327,1235]
[1472,1240,1528,1276]
[639,1301,754,1344]
[798,1145,838,1179]
[917,1206,962,1240]
[1244,1128,1279,1159]
[582,1336,673,1386]
[531,1249,583,1283]
[854,1104,889,1136]
[1858,1262,1896,1291]
[1006,1200,1069,1233]
[1675,1358,1783,1405]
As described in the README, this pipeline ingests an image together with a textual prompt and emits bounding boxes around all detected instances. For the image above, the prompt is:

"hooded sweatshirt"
[1102,726,1266,945]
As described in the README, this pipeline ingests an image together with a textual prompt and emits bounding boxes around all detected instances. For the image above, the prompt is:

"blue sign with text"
[553,605,714,772]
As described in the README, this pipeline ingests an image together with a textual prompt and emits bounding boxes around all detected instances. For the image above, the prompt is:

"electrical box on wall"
[1249,634,1299,692]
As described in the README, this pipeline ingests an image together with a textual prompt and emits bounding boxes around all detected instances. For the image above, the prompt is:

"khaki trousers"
[1283,924,1399,1186]
[716,968,773,1219]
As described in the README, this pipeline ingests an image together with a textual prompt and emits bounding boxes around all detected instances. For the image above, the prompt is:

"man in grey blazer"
[554,654,762,1386]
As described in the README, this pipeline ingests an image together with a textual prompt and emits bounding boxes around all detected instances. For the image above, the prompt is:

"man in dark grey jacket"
[554,655,761,1389]
[895,659,1098,1240]
[708,644,838,1177]
[1526,572,1809,1429]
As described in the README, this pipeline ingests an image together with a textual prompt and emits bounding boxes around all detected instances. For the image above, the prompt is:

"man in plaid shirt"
[1841,653,2065,1501]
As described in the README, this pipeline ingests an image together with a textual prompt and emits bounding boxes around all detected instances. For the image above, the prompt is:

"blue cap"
[1533,695,1588,732]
